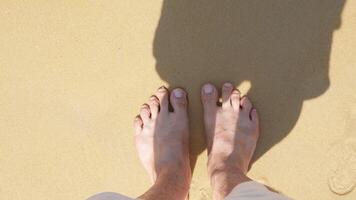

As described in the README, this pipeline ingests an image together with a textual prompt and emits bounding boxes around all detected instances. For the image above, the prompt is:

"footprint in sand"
[328,109,356,195]
[328,138,356,195]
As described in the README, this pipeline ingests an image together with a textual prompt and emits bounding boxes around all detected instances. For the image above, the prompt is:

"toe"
[140,104,151,124]
[201,83,218,111]
[155,86,169,113]
[133,116,143,134]
[148,96,160,119]
[170,88,188,113]
[241,96,253,114]
[230,89,241,111]
[222,82,234,109]
[250,108,259,123]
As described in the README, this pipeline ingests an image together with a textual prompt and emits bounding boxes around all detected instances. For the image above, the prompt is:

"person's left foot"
[134,86,191,189]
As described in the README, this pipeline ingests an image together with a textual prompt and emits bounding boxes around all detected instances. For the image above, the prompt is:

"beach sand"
[0,1,355,199]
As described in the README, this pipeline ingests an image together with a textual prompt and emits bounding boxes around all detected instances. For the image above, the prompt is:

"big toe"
[201,83,219,152]
[201,83,218,112]
[170,88,188,114]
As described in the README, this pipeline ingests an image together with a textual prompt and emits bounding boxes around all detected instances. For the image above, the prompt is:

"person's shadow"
[153,0,346,171]
[87,1,347,199]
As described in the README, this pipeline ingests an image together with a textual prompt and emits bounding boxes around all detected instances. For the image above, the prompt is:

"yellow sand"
[1,1,355,199]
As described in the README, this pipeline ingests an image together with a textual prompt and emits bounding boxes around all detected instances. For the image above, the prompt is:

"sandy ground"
[1,1,356,200]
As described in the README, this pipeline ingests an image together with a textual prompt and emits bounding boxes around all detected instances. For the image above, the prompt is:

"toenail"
[158,86,167,92]
[223,83,233,88]
[150,95,158,100]
[203,84,214,94]
[173,89,184,98]
[232,89,240,95]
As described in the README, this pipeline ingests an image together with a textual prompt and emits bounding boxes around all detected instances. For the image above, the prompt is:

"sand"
[0,1,355,199]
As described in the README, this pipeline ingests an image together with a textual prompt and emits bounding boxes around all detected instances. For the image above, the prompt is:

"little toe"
[231,89,241,111]
[170,88,188,113]
[140,104,151,124]
[148,96,160,119]
[250,108,259,124]
[201,83,218,112]
[155,86,169,113]
[133,116,143,134]
[222,82,234,109]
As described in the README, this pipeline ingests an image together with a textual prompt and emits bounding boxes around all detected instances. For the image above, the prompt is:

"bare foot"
[201,83,260,200]
[134,86,191,200]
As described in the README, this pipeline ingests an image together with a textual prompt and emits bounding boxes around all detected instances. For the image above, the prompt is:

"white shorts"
[224,181,291,200]
[87,181,291,200]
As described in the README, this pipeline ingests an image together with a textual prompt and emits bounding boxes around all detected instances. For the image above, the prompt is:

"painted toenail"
[204,84,214,94]
[174,89,184,98]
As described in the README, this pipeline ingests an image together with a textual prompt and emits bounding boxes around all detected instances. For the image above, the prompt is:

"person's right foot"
[201,83,260,200]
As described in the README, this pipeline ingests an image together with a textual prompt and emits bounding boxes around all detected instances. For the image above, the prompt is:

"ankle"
[140,169,191,200]
[158,164,191,185]
[210,167,250,199]
[155,156,191,181]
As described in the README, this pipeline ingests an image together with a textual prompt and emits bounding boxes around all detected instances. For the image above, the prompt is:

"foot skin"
[201,83,260,200]
[134,86,191,200]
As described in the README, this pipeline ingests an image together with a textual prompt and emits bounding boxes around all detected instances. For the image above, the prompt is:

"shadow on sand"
[88,1,347,199]
[153,0,346,171]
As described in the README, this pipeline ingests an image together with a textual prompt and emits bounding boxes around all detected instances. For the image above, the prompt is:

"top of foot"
[201,82,260,199]
[134,86,191,192]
